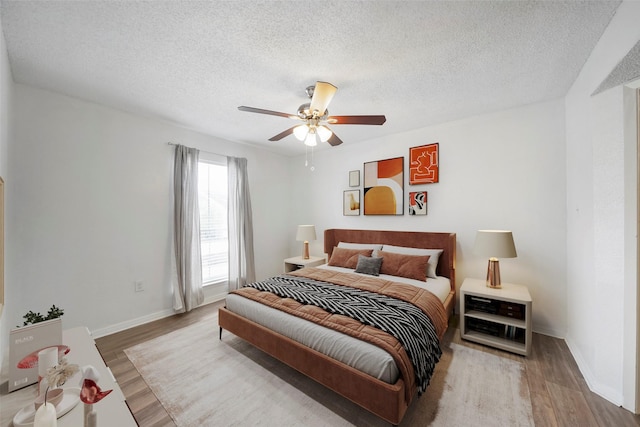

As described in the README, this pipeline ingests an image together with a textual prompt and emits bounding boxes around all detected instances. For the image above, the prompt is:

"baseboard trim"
[91,295,226,339]
[204,291,228,305]
[565,335,624,406]
[91,308,176,339]
[532,325,564,339]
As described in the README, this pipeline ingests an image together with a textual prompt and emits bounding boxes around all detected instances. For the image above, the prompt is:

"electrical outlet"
[134,281,144,292]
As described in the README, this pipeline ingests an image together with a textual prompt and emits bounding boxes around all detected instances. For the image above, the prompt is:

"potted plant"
[19,304,64,327]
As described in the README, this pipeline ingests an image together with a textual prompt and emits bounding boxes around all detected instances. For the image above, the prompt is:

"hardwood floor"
[96,301,640,427]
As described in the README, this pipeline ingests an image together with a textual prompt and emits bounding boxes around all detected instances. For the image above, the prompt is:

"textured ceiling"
[0,1,622,156]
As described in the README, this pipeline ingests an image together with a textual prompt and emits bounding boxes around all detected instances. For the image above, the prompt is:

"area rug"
[124,316,534,426]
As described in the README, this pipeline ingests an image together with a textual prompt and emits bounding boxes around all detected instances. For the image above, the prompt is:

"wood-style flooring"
[95,301,640,427]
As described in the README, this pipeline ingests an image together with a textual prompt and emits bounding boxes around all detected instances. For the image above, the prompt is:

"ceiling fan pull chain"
[304,145,315,171]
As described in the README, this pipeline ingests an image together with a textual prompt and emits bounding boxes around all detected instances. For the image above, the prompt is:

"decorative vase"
[33,402,57,427]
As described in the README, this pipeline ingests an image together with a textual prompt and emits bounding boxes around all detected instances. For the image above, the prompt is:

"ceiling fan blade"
[309,81,337,116]
[327,115,387,125]
[327,131,344,146]
[238,106,297,119]
[268,126,297,141]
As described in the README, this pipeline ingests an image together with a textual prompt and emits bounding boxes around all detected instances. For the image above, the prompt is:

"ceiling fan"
[238,81,386,147]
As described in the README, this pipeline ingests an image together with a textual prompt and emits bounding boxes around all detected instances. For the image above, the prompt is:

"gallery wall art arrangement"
[342,143,439,216]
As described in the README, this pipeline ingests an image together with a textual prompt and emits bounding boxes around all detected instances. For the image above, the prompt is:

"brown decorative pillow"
[328,247,374,269]
[378,250,430,282]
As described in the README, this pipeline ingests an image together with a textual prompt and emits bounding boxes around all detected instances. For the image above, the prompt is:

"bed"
[218,229,456,425]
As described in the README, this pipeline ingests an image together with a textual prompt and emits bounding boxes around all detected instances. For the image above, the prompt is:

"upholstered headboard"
[324,228,456,288]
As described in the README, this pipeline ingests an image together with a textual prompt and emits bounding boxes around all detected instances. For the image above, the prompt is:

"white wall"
[565,0,640,410]
[1,84,292,369]
[0,8,14,376]
[290,99,567,338]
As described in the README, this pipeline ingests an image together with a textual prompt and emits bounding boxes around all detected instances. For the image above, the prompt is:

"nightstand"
[460,278,532,356]
[283,256,325,273]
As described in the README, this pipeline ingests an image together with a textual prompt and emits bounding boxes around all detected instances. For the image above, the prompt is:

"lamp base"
[486,258,501,288]
[302,241,310,260]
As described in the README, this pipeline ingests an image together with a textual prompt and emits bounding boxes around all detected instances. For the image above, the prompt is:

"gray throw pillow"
[354,254,383,276]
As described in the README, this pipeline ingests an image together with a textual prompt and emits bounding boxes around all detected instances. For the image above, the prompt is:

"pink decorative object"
[79,365,111,426]
[80,379,112,404]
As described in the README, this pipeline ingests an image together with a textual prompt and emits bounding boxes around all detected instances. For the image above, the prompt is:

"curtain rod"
[167,142,228,158]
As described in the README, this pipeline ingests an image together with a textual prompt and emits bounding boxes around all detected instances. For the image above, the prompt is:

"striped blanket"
[238,268,444,394]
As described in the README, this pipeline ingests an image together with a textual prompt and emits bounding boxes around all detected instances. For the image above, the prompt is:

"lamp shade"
[473,230,517,258]
[293,125,309,141]
[296,225,316,242]
[304,131,318,147]
[316,125,333,142]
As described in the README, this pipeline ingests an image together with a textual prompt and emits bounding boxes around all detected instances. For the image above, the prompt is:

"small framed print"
[343,190,360,216]
[349,170,360,187]
[409,143,439,184]
[409,191,427,215]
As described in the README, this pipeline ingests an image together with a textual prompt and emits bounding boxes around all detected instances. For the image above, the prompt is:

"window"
[198,155,228,285]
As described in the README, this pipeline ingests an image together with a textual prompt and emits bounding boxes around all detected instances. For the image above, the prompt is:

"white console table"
[1,327,137,426]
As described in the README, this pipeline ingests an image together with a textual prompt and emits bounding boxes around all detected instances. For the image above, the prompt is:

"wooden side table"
[283,256,325,273]
[460,278,533,356]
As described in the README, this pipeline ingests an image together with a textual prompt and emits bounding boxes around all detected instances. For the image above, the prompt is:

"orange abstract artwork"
[363,157,404,215]
[409,143,439,184]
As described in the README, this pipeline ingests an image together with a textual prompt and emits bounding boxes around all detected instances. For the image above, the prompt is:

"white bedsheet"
[224,266,450,384]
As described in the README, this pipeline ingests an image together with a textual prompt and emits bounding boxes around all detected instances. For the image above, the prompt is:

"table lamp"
[296,225,316,260]
[473,230,517,288]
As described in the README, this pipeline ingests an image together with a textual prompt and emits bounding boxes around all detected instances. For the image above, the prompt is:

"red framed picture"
[409,143,439,184]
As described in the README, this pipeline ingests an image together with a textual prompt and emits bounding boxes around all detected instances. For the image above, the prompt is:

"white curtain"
[228,157,256,290]
[172,144,204,312]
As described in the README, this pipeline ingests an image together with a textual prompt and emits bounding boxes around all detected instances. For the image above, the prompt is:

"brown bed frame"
[218,229,456,425]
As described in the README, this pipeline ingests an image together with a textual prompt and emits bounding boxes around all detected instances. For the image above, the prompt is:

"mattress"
[224,265,450,384]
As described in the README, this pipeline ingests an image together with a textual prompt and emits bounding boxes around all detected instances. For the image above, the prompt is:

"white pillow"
[337,242,383,251]
[380,244,444,279]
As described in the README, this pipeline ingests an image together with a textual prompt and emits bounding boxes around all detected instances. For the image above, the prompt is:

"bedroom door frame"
[0,177,3,317]
[623,81,640,414]
[622,81,640,414]
[636,87,640,413]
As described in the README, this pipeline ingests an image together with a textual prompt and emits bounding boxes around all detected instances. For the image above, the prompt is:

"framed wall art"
[363,156,404,215]
[409,191,428,215]
[349,170,360,187]
[409,143,439,184]
[343,190,360,216]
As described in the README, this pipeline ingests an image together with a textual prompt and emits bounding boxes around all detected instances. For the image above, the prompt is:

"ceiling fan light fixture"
[304,130,318,147]
[238,81,386,148]
[293,124,309,141]
[317,125,332,142]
